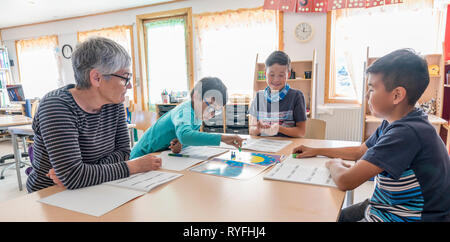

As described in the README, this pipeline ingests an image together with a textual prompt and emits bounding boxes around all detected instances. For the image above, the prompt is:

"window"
[144,18,189,105]
[194,7,281,96]
[325,0,447,104]
[16,35,61,99]
[137,8,194,110]
[78,25,136,102]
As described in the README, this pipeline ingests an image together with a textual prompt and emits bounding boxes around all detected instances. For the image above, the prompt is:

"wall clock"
[62,44,73,59]
[294,22,314,43]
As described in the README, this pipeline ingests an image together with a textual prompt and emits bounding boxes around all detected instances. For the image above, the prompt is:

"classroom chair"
[130,110,157,144]
[131,110,157,131]
[304,118,326,140]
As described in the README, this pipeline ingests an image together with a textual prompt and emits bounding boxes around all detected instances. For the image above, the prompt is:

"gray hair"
[71,37,131,89]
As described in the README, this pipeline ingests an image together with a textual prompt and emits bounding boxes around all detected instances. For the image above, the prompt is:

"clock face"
[295,22,313,42]
[62,44,73,59]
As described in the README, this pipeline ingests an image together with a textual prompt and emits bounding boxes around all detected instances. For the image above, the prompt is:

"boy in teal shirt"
[130,77,243,159]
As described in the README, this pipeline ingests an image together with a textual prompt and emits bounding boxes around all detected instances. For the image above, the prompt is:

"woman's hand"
[46,168,65,188]
[127,154,162,175]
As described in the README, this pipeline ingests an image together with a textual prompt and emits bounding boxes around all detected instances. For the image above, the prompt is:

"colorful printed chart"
[189,158,268,180]
[216,151,284,167]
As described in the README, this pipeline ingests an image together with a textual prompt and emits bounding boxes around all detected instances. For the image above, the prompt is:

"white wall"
[0,0,328,109]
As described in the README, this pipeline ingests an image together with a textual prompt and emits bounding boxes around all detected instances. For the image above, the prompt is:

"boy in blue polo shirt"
[249,51,307,138]
[292,49,450,222]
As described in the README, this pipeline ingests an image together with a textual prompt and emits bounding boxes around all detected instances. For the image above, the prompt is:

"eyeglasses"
[204,98,223,116]
[104,73,132,86]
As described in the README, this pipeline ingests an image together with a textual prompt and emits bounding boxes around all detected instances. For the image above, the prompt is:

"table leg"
[345,190,354,207]
[130,128,134,147]
[12,133,23,191]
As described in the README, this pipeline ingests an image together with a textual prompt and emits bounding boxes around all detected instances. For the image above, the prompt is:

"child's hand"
[257,120,271,129]
[169,138,182,153]
[221,135,244,149]
[292,145,318,158]
[260,123,279,136]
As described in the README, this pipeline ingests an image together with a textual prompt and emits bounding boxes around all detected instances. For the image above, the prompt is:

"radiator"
[316,106,363,142]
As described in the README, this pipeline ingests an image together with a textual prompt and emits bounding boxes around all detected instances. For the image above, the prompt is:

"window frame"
[324,11,360,104]
[136,8,194,111]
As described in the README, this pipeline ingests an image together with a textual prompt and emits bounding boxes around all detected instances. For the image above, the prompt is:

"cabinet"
[202,103,249,135]
[155,103,178,119]
[155,102,250,135]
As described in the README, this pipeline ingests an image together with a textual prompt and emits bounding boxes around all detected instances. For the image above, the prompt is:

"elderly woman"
[26,37,161,192]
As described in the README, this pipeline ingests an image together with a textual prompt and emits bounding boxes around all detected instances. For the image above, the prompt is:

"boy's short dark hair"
[190,77,228,106]
[265,51,291,71]
[366,48,429,105]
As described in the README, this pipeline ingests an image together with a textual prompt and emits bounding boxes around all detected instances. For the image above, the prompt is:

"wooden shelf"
[288,78,311,82]
[256,78,312,82]
[366,114,447,125]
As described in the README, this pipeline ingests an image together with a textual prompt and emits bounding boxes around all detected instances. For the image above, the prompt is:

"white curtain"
[16,35,61,99]
[194,7,279,96]
[333,0,447,101]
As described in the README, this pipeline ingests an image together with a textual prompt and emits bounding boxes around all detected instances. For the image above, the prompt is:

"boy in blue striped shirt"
[292,49,450,222]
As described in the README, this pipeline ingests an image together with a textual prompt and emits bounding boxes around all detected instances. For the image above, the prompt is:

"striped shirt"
[26,84,131,193]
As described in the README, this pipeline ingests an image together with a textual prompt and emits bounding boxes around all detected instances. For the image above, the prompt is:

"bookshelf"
[362,47,447,141]
[0,46,14,108]
[252,50,317,118]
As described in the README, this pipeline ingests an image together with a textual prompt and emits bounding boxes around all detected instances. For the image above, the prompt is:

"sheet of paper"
[180,146,228,158]
[158,147,228,171]
[263,157,349,188]
[38,170,183,217]
[214,139,292,153]
[38,185,145,217]
[105,170,183,192]
[216,142,238,149]
[242,138,292,153]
